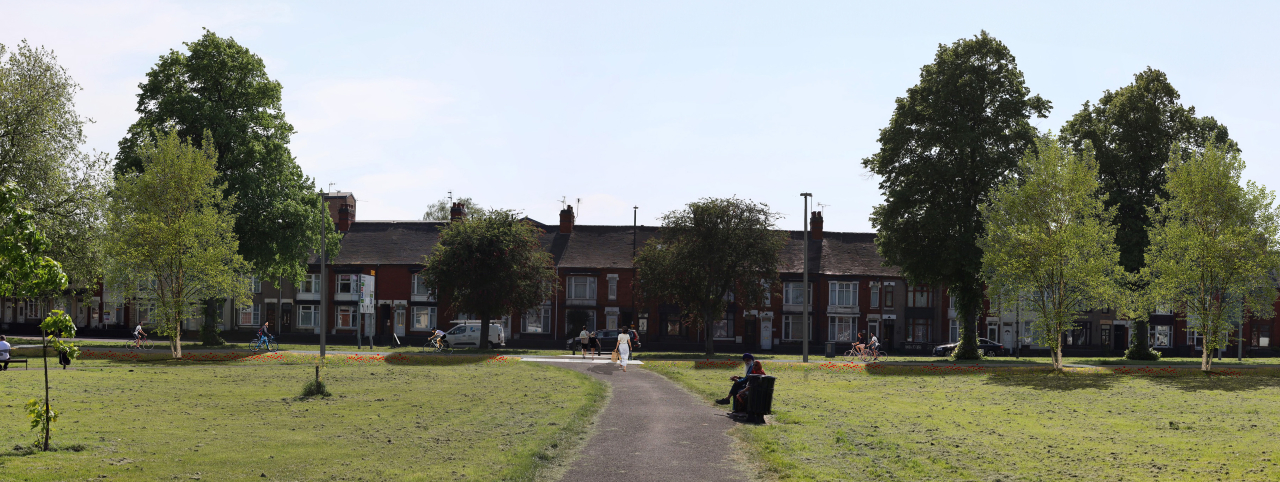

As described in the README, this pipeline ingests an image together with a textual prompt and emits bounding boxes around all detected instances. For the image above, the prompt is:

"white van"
[443,321,505,349]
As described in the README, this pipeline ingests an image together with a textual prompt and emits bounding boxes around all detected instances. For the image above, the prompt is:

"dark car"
[566,329,621,353]
[933,338,1006,357]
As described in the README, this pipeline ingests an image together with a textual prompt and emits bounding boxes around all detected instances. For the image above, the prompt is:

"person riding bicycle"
[868,333,882,359]
[133,322,146,345]
[429,328,447,348]
[852,332,866,355]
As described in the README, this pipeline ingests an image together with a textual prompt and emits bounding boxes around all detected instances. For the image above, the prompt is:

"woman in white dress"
[616,327,633,372]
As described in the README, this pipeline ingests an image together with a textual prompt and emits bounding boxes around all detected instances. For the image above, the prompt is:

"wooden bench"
[4,359,28,370]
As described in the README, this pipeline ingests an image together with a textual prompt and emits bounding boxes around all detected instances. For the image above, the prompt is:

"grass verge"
[645,361,1280,481]
[0,360,605,481]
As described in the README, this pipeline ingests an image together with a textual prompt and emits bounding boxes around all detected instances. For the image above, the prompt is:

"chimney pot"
[810,211,824,241]
[559,206,575,234]
[450,202,466,222]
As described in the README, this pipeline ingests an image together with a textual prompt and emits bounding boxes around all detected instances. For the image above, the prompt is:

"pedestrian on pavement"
[628,324,641,358]
[588,330,601,357]
[616,327,633,372]
[578,328,590,358]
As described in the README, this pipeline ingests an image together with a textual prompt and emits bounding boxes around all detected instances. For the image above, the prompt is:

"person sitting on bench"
[0,335,10,371]
[715,353,765,405]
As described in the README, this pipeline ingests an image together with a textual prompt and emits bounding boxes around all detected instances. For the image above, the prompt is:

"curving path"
[537,358,749,482]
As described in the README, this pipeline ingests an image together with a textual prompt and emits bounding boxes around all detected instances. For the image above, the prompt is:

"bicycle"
[251,333,279,352]
[424,337,452,354]
[844,344,884,362]
[124,335,152,351]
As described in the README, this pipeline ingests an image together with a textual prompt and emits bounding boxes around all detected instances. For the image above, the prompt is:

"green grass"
[0,360,605,481]
[646,361,1280,481]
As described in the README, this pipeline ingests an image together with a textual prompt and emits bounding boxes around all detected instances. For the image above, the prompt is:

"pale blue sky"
[6,1,1278,231]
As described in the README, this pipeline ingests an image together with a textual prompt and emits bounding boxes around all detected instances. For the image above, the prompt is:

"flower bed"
[651,360,1280,377]
[77,349,504,366]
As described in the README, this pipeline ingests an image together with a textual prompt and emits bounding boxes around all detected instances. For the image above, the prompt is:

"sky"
[5,1,1279,232]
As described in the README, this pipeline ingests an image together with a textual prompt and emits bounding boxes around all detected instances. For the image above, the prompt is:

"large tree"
[114,29,329,287]
[422,196,487,221]
[634,197,785,356]
[0,41,111,289]
[419,211,558,350]
[980,134,1123,370]
[104,131,252,359]
[1144,142,1279,372]
[862,31,1050,360]
[1060,67,1234,360]
[0,182,68,299]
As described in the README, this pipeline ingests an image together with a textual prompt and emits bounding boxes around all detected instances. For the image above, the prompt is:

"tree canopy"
[422,196,487,221]
[0,182,68,298]
[0,41,110,288]
[419,211,558,348]
[634,197,785,356]
[1144,142,1280,371]
[862,31,1050,359]
[104,131,251,359]
[114,29,331,287]
[980,134,1123,369]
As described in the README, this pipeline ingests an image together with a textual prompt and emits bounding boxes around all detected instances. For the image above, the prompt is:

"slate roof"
[325,220,899,278]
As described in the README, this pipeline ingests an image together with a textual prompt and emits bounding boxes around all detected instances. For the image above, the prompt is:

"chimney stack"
[810,211,823,240]
[449,202,466,222]
[559,206,575,234]
[337,202,355,232]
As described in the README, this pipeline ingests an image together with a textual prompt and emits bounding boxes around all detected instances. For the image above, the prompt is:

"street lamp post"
[319,189,328,359]
[801,193,812,363]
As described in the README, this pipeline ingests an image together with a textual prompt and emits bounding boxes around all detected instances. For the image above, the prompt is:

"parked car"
[933,338,1006,357]
[564,329,621,354]
[443,321,505,349]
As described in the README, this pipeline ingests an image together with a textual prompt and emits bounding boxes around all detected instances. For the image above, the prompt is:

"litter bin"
[745,375,776,424]
[825,341,836,358]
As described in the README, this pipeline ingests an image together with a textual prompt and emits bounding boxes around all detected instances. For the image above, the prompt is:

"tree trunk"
[953,283,982,360]
[171,315,183,359]
[1054,335,1064,371]
[42,328,50,451]
[479,314,491,351]
[703,307,716,356]
[1201,344,1212,371]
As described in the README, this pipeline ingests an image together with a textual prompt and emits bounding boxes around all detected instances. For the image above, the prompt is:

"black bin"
[745,374,776,423]
[825,341,836,358]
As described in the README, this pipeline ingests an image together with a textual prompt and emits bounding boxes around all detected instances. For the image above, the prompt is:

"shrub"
[299,379,332,398]
[1125,346,1161,361]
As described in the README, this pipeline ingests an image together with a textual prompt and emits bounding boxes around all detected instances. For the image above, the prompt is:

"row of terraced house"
[1,191,1276,357]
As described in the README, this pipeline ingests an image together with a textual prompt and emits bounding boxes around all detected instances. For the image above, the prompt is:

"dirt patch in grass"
[646,361,1280,481]
[0,361,605,481]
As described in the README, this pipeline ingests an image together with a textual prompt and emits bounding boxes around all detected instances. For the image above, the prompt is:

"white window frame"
[1151,325,1171,348]
[829,315,854,342]
[607,274,618,301]
[883,283,895,308]
[567,276,597,301]
[783,282,811,306]
[829,281,856,308]
[761,280,772,307]
[337,275,355,294]
[950,319,959,343]
[412,306,437,330]
[523,306,551,333]
[336,306,356,329]
[411,273,435,301]
[297,305,318,327]
[781,314,812,341]
[301,274,319,294]
[239,303,259,326]
[251,276,262,294]
[870,283,880,309]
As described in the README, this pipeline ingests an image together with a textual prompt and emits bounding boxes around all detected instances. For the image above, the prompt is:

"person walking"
[578,328,590,358]
[588,330,601,357]
[616,327,633,372]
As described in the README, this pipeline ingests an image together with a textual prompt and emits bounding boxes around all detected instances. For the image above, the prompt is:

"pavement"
[545,358,749,482]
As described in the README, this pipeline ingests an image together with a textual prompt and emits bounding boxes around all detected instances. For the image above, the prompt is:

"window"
[251,276,262,293]
[781,315,812,341]
[24,299,40,319]
[1101,326,1111,347]
[1067,322,1091,346]
[567,276,597,300]
[1253,324,1272,348]
[297,305,319,327]
[412,273,435,300]
[413,306,437,330]
[867,319,880,339]
[829,282,856,307]
[908,285,932,308]
[1150,325,1171,348]
[239,304,259,326]
[1187,328,1204,349]
[949,319,959,343]
[761,280,772,307]
[136,303,155,325]
[713,314,734,340]
[301,274,319,294]
[783,282,811,306]
[907,318,930,342]
[337,275,355,294]
[336,306,355,329]
[607,274,618,301]
[884,284,895,308]
[523,307,550,333]
[829,316,854,342]
[870,284,880,309]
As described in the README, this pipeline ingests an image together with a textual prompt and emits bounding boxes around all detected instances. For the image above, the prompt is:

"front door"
[1002,323,1015,351]
[1114,326,1128,351]
[760,319,773,350]
[394,307,406,336]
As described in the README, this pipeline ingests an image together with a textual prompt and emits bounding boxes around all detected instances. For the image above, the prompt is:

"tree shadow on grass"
[1145,374,1280,393]
[983,372,1119,391]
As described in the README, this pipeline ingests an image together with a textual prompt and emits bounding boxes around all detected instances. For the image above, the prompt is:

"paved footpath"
[537,357,748,482]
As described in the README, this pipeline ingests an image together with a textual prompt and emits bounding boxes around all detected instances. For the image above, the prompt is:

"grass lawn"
[0,359,605,481]
[646,362,1280,481]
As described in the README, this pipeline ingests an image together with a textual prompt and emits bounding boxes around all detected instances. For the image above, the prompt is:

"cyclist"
[133,322,146,348]
[868,333,882,360]
[851,332,866,357]
[257,321,271,343]
[429,328,447,349]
